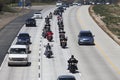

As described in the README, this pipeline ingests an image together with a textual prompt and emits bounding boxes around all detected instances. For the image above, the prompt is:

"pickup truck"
[8,45,29,66]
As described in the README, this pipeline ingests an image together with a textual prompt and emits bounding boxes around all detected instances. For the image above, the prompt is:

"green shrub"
[2,5,16,12]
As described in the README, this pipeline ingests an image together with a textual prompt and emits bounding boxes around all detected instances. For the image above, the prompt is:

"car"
[72,2,78,5]
[16,41,30,53]
[57,75,76,80]
[57,6,64,13]
[17,33,31,44]
[8,45,29,66]
[32,12,42,19]
[78,30,94,45]
[56,1,62,7]
[25,18,36,27]
[77,3,81,6]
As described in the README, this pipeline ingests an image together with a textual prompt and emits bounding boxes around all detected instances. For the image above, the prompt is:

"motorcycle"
[60,39,67,48]
[49,13,52,19]
[44,48,53,58]
[44,44,53,58]
[68,63,78,73]
[47,35,53,42]
[45,17,50,24]
[59,32,65,39]
[42,31,46,38]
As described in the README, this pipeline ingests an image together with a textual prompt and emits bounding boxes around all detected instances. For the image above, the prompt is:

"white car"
[56,2,62,7]
[8,45,29,66]
[32,12,42,19]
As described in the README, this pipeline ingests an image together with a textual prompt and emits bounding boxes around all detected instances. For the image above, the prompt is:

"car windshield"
[80,32,92,37]
[19,34,29,38]
[35,13,41,14]
[16,42,28,45]
[59,78,75,80]
[10,48,26,54]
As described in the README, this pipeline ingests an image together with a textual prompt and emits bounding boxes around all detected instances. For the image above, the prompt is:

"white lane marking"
[0,54,8,70]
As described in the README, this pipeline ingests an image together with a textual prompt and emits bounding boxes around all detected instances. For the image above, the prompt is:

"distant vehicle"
[26,18,36,27]
[106,2,110,5]
[56,2,62,7]
[32,12,42,19]
[8,45,29,66]
[57,75,76,80]
[78,30,94,45]
[17,33,31,44]
[77,3,81,6]
[57,6,64,13]
[72,2,78,5]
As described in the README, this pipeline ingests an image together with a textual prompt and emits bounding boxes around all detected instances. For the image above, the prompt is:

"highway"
[0,5,120,80]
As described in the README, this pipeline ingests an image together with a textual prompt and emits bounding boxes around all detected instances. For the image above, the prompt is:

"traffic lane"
[0,10,35,66]
[0,5,54,66]
[0,6,56,80]
[41,9,82,80]
[63,6,120,80]
[0,18,44,80]
[77,5,120,73]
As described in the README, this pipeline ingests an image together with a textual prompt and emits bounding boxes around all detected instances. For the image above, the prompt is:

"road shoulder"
[89,5,120,45]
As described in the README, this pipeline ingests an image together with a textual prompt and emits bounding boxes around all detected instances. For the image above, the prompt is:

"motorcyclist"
[49,12,52,19]
[45,16,50,23]
[68,55,78,70]
[57,15,62,21]
[44,43,53,58]
[46,30,53,37]
[46,43,51,50]
[44,24,51,31]
[59,31,65,39]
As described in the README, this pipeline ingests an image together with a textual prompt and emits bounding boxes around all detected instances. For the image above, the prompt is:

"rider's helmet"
[71,55,74,58]
[47,43,50,45]
[50,12,52,14]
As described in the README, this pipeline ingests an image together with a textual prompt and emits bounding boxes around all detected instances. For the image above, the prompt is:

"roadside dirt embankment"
[89,5,120,45]
[0,8,30,30]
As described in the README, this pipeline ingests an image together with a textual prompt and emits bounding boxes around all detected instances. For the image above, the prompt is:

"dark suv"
[25,18,36,27]
[17,33,31,44]
[78,30,94,45]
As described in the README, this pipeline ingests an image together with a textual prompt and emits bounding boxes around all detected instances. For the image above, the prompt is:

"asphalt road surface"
[0,5,120,80]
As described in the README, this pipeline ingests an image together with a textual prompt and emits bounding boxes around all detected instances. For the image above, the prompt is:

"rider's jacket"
[68,58,78,64]
[46,31,53,36]
[46,44,51,50]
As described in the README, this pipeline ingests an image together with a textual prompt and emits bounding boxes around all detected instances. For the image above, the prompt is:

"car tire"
[78,42,81,45]
[8,63,11,66]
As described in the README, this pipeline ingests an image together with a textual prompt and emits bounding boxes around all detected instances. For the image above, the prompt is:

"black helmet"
[47,43,50,45]
[71,55,74,58]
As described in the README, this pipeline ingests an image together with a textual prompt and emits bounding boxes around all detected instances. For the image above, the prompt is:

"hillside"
[89,4,120,45]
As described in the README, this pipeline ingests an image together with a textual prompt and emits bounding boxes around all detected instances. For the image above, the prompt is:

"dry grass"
[0,8,30,30]
[89,4,120,45]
